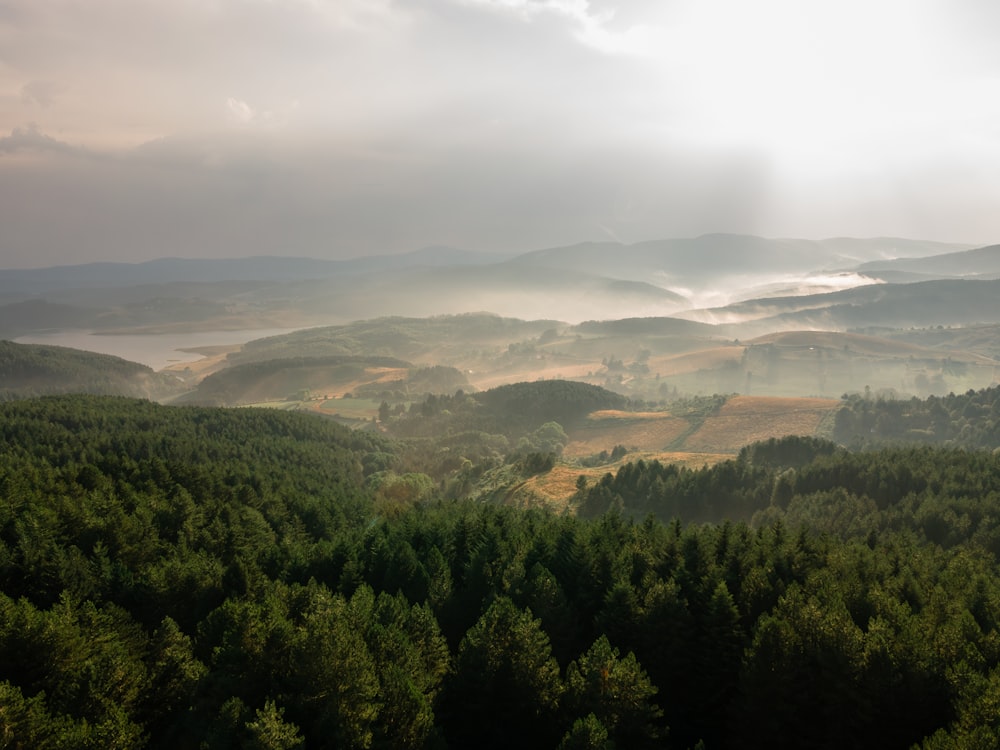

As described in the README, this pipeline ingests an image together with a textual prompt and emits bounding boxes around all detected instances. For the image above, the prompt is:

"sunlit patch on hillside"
[564,410,691,458]
[683,395,839,453]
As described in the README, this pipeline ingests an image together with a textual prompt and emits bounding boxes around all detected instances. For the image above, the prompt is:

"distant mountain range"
[503,235,974,289]
[1,234,996,338]
[0,245,511,297]
[856,243,1000,279]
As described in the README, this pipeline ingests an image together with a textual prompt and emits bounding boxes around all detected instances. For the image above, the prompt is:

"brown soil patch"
[683,395,839,452]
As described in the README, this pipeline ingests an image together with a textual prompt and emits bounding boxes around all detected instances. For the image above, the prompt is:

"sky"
[1,0,999,268]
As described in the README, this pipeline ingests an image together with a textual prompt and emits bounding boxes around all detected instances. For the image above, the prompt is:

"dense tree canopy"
[3,396,1000,747]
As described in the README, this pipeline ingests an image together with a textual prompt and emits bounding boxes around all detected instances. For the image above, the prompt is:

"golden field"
[682,395,839,452]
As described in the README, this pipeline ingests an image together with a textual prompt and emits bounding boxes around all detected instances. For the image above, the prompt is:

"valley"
[9,4,1000,744]
[3,235,1000,748]
[3,234,999,511]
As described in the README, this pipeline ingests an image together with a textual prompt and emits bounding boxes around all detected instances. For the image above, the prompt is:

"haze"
[2,0,1000,268]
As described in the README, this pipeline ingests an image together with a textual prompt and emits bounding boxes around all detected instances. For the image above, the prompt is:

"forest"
[2,395,1000,747]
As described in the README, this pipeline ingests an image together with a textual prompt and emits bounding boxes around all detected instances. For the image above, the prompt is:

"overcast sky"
[1,0,999,268]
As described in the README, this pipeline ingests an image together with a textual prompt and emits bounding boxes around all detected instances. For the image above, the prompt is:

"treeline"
[833,384,1000,448]
[577,435,1000,533]
[4,398,1000,746]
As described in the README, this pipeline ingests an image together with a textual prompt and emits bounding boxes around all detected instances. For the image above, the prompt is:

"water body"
[14,329,298,371]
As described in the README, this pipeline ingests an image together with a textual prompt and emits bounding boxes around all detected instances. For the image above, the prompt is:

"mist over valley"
[4,232,999,413]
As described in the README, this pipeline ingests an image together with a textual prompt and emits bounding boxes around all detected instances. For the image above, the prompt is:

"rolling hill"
[0,339,184,400]
[687,279,1000,333]
[857,243,1000,279]
[504,234,975,293]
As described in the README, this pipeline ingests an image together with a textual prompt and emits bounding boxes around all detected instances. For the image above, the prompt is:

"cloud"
[1,0,999,270]
[454,0,660,55]
[0,124,78,155]
[226,98,255,125]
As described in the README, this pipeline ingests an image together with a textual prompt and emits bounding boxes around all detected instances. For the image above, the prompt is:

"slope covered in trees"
[0,340,182,401]
[4,397,1000,747]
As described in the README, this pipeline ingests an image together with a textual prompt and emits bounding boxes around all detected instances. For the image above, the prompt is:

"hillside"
[858,243,1000,278]
[505,234,975,291]
[230,313,563,366]
[0,339,184,400]
[681,395,839,452]
[387,380,629,441]
[694,279,1000,332]
[181,354,411,406]
[0,299,103,336]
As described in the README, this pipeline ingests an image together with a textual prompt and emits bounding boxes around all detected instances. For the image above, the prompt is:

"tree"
[244,701,305,750]
[558,713,614,750]
[564,635,663,749]
[442,597,564,750]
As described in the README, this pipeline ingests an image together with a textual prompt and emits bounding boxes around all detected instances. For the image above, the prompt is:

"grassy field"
[527,395,839,508]
[682,395,840,452]
[312,396,384,420]
[564,410,692,457]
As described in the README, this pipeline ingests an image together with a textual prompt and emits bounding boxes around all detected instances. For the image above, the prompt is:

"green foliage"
[475,380,628,427]
[7,394,1000,747]
[564,635,663,748]
[443,597,564,750]
[244,701,304,750]
[392,380,627,441]
[558,713,614,750]
[833,385,1000,449]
